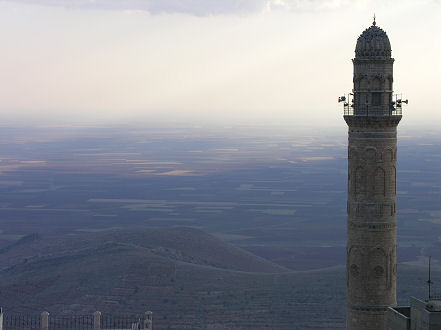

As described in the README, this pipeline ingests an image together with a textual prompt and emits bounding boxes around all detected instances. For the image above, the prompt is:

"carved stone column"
[343,19,402,330]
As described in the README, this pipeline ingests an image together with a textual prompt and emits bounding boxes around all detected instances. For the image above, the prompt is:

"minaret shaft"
[343,21,402,330]
[345,117,400,329]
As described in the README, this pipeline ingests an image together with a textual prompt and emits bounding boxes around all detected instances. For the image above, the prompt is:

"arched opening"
[374,167,386,196]
[371,77,381,90]
[359,77,368,90]
[385,77,392,90]
[355,167,366,195]
[383,149,393,162]
[371,77,382,106]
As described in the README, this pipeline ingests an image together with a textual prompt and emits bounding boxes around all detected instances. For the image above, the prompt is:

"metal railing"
[343,104,402,117]
[1,313,41,330]
[339,93,407,117]
[48,313,92,330]
[0,309,153,330]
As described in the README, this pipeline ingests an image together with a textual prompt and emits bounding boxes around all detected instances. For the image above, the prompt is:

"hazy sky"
[0,0,440,127]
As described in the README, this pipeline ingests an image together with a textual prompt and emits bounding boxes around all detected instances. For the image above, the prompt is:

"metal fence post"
[41,311,49,330]
[144,311,153,330]
[0,307,3,330]
[93,311,101,330]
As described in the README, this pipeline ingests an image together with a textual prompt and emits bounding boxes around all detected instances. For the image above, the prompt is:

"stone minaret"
[342,19,403,330]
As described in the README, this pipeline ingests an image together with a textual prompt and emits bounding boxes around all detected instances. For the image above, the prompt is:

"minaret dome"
[355,22,392,59]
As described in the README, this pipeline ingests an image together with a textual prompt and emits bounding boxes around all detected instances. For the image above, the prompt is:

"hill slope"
[0,227,433,329]
[0,227,287,273]
[3,227,344,329]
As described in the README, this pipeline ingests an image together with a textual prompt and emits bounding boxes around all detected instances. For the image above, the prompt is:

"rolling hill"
[0,227,434,329]
[0,227,346,329]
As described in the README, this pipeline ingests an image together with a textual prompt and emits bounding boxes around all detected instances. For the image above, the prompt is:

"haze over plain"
[0,0,440,128]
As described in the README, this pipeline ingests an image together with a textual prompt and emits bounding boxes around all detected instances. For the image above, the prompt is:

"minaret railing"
[344,105,402,117]
[339,94,406,117]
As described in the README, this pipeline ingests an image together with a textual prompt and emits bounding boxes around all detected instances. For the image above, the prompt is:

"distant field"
[0,124,440,271]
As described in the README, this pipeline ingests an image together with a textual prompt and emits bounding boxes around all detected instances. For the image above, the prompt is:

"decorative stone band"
[347,130,397,138]
[348,304,390,313]
[352,58,394,65]
[349,221,395,232]
[349,137,397,141]
[344,115,402,128]
[348,202,396,218]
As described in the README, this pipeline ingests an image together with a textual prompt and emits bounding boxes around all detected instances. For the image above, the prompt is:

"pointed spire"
[373,13,376,26]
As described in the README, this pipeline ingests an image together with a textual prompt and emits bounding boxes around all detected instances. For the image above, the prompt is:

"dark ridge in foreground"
[0,227,287,273]
[0,233,40,255]
[0,227,433,329]
[0,227,345,329]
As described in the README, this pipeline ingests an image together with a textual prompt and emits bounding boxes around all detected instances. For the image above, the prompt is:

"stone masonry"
[344,20,402,330]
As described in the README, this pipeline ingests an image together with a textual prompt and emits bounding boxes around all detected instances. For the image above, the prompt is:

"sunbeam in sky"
[0,0,439,126]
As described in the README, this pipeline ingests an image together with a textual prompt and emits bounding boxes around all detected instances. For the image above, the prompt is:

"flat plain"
[0,123,440,328]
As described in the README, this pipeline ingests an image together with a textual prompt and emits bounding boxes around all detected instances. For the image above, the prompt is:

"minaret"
[340,18,405,330]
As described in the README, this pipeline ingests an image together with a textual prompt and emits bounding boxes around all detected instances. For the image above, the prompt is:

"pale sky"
[0,0,440,127]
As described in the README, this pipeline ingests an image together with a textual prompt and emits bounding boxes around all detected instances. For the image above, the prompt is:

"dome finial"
[355,14,391,59]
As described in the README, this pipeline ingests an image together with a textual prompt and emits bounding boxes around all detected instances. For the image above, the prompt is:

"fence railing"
[0,309,152,330]
[343,104,402,117]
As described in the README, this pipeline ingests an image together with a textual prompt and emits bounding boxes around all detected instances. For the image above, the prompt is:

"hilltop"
[0,227,345,329]
[0,227,437,328]
[0,227,286,273]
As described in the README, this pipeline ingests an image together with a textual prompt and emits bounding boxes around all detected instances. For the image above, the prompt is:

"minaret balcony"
[344,105,402,117]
